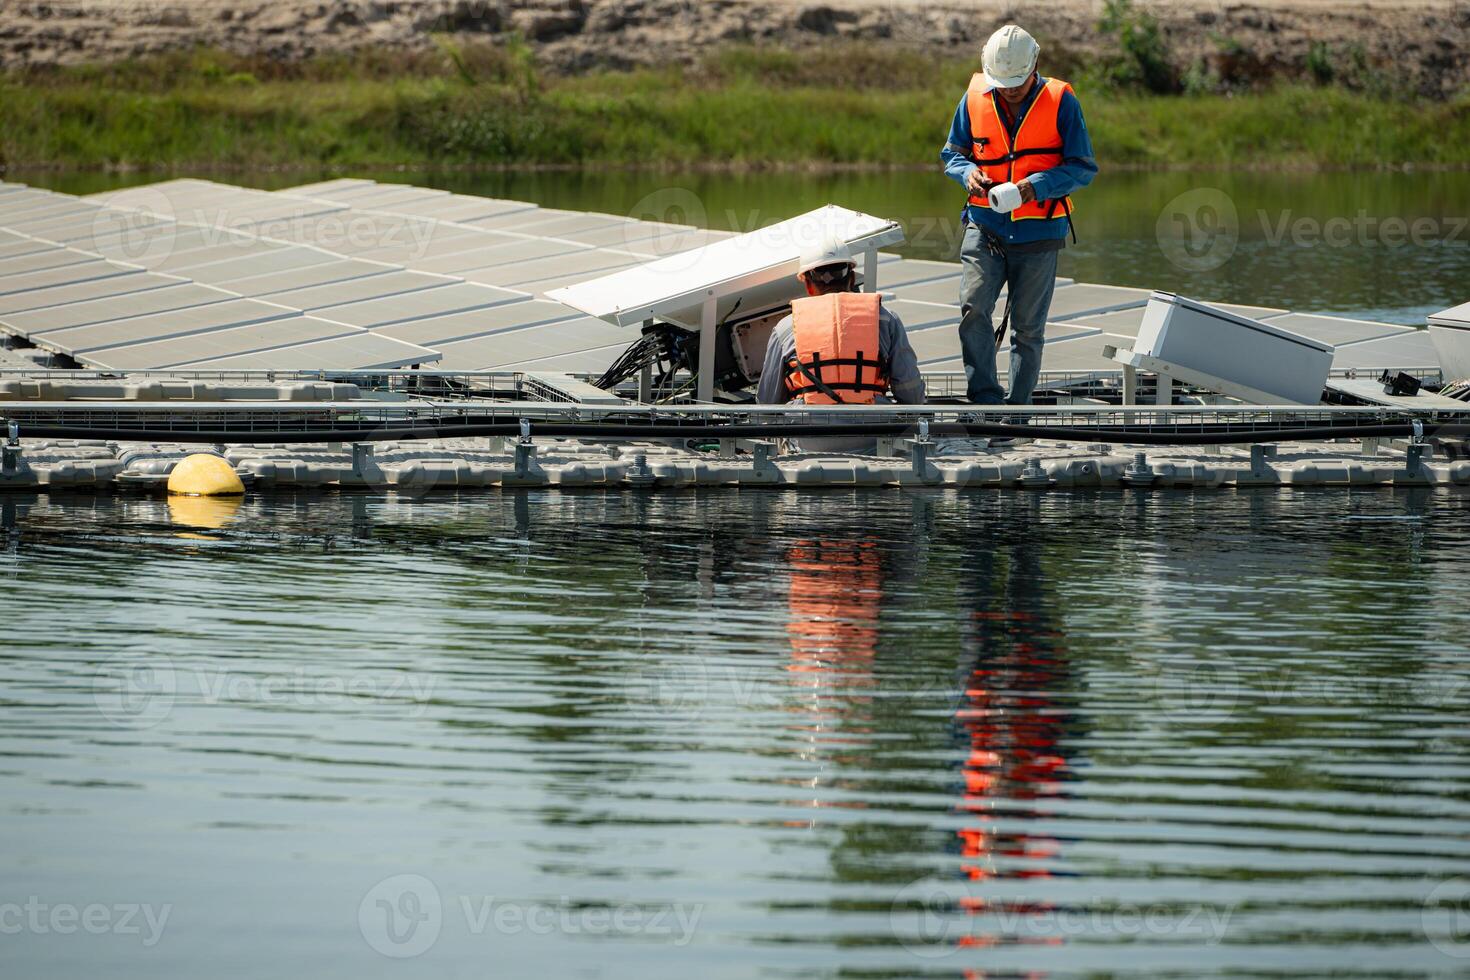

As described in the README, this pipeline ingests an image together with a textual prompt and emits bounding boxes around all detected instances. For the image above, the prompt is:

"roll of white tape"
[988,182,1024,214]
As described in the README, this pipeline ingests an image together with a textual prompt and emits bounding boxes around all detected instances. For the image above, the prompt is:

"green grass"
[2,45,1467,173]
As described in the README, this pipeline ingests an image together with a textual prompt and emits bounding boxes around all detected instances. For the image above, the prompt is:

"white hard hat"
[798,236,854,275]
[982,24,1040,90]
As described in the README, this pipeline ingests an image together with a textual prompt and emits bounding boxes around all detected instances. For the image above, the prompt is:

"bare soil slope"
[3,1,1467,95]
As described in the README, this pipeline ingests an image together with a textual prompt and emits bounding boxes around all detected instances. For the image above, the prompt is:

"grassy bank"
[3,45,1468,173]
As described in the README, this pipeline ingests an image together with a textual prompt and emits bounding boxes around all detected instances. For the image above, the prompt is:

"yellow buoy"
[167,454,245,497]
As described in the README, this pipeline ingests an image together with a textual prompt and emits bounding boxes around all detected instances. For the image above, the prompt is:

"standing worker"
[758,238,925,451]
[941,24,1098,408]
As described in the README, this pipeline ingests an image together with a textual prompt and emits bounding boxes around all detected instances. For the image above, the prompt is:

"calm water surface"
[4,488,1470,977]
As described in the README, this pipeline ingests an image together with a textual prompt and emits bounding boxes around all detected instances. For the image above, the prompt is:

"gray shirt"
[756,303,926,405]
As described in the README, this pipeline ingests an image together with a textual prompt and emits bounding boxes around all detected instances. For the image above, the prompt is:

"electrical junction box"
[1427,301,1470,380]
[1134,291,1333,404]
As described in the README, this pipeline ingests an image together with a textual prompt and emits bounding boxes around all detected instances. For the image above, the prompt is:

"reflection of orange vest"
[787,540,881,670]
[965,74,1075,222]
[782,292,888,405]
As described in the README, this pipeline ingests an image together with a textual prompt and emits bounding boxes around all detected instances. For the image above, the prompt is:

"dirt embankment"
[3,0,1468,95]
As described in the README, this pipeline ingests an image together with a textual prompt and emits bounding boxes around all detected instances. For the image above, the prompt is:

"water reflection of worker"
[787,538,883,680]
[757,238,925,453]
[950,522,1074,909]
[783,536,883,820]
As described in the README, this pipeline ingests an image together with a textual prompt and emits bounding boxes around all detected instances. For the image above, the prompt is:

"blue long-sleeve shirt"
[940,76,1098,246]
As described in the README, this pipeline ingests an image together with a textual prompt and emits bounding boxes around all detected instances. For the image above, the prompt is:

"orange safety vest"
[965,74,1075,222]
[782,292,888,405]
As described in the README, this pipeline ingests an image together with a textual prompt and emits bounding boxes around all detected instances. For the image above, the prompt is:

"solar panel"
[559,221,696,250]
[429,239,593,277]
[1205,302,1289,319]
[549,206,906,330]
[468,317,636,365]
[0,197,96,222]
[1070,307,1143,335]
[1045,284,1153,320]
[890,277,962,307]
[89,315,361,370]
[4,209,110,241]
[1074,300,1290,339]
[1331,330,1440,370]
[38,298,298,354]
[480,250,644,288]
[0,239,57,262]
[924,332,1122,376]
[351,227,506,262]
[45,213,170,248]
[0,248,99,277]
[463,208,553,231]
[374,299,578,346]
[88,223,254,262]
[222,259,400,296]
[175,331,439,370]
[303,181,418,202]
[347,187,451,209]
[907,321,1101,365]
[886,299,959,332]
[0,260,140,297]
[376,196,534,224]
[1260,312,1406,346]
[150,238,286,273]
[280,178,377,197]
[509,262,647,296]
[313,282,525,328]
[265,271,459,311]
[501,213,633,238]
[175,246,339,282]
[1,282,236,335]
[880,259,968,288]
[480,342,625,374]
[285,213,445,257]
[0,189,57,210]
[0,271,184,316]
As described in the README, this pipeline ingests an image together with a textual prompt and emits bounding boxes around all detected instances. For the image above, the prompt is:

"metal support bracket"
[351,442,374,472]
[514,419,536,477]
[1120,452,1156,486]
[2,420,18,475]
[1250,443,1278,477]
[908,438,935,477]
[697,293,717,403]
[624,452,657,488]
[1016,458,1054,489]
[750,441,778,474]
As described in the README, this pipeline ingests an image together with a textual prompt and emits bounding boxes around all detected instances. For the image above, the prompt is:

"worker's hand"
[1017,178,1038,204]
[965,168,992,196]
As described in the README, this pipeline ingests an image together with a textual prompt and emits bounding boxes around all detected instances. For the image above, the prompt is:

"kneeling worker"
[757,239,925,451]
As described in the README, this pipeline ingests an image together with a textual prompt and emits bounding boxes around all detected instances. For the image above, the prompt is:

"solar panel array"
[0,176,1439,380]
